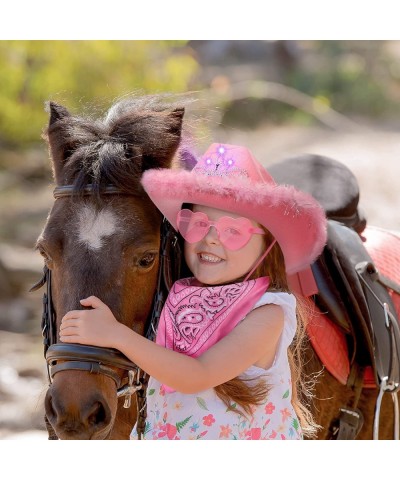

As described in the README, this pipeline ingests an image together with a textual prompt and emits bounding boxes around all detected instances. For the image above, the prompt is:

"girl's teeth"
[200,253,222,263]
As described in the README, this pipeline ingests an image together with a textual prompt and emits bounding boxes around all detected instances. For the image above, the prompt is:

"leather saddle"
[269,154,400,437]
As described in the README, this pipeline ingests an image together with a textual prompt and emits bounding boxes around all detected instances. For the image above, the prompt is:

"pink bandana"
[155,276,270,392]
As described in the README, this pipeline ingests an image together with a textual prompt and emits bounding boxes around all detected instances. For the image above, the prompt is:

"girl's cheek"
[183,243,195,265]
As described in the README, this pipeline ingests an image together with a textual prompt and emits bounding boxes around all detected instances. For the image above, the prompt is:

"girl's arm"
[60,295,284,394]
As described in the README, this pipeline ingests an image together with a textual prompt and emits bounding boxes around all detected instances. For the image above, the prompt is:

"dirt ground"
[1,121,399,440]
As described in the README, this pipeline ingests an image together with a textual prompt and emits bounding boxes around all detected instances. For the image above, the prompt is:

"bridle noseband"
[31,184,181,437]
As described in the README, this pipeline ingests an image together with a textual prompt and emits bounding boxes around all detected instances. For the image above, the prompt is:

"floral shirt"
[131,291,302,440]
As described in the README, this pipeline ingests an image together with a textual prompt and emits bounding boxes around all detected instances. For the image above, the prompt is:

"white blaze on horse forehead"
[77,205,120,250]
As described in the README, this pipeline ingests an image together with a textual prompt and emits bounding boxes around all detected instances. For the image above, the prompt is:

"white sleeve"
[253,292,298,367]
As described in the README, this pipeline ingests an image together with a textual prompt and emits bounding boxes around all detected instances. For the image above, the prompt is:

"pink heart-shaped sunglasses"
[176,209,265,251]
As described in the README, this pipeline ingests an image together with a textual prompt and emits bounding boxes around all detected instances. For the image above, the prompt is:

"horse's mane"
[44,95,196,197]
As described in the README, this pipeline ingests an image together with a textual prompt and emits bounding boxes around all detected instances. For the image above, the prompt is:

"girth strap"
[329,364,365,439]
[334,407,365,440]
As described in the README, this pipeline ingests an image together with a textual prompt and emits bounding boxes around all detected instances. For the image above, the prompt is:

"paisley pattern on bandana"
[160,277,269,357]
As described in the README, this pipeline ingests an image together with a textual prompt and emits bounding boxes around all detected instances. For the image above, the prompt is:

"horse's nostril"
[87,401,107,426]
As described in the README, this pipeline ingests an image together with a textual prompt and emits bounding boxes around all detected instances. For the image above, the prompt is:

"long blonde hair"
[213,228,320,437]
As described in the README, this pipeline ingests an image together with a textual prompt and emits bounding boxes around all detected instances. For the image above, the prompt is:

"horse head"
[35,96,187,439]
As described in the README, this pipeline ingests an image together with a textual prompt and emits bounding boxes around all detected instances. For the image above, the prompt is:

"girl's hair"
[212,227,320,437]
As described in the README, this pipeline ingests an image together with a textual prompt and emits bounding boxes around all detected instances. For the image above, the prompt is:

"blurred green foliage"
[221,41,400,128]
[0,40,199,148]
[2,40,400,148]
[288,41,395,118]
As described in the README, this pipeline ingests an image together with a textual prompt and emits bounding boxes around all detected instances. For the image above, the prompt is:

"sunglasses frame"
[176,209,265,251]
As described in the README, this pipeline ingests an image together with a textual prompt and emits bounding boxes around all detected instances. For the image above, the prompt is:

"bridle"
[30,184,181,439]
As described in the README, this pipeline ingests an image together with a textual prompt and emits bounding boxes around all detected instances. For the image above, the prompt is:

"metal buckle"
[117,370,143,409]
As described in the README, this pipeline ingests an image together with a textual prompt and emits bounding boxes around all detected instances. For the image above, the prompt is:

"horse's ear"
[43,101,74,182]
[140,107,185,171]
[166,107,185,144]
[169,107,185,133]
[46,101,71,127]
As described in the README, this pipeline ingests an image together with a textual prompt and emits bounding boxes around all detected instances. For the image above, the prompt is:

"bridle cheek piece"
[31,184,181,438]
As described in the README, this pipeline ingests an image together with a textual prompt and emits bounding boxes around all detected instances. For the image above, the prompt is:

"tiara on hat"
[194,144,250,179]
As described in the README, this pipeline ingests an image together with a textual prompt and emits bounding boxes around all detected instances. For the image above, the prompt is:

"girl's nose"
[204,225,220,245]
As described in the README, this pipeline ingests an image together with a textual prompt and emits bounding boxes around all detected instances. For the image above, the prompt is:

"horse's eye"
[37,246,53,267]
[137,251,157,270]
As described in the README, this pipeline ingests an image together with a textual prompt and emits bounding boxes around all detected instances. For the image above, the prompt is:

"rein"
[31,184,181,439]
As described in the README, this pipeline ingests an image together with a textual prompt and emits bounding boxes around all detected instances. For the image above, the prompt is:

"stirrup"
[373,376,400,440]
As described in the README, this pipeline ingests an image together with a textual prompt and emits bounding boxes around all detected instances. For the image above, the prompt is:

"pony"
[32,95,400,439]
[32,95,188,439]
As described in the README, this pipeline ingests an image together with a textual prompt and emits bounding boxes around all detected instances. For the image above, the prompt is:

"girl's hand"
[60,296,123,348]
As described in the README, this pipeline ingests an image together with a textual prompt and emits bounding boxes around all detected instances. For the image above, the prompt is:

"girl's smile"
[198,252,224,264]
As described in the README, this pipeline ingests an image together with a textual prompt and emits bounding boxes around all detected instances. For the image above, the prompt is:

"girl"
[60,143,327,440]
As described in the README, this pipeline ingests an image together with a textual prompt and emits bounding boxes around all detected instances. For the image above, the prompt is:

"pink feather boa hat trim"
[141,143,327,274]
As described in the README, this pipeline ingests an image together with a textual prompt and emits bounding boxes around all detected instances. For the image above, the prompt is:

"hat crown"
[193,143,276,186]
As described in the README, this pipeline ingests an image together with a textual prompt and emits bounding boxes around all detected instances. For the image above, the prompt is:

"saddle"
[269,154,400,439]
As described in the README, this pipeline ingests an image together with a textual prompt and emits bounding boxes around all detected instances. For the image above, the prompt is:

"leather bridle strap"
[46,343,140,371]
[145,217,180,341]
[49,361,122,386]
[53,185,135,198]
[46,343,140,388]
[137,217,181,439]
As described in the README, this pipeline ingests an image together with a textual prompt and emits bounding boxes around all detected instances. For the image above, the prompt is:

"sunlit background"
[1,40,400,439]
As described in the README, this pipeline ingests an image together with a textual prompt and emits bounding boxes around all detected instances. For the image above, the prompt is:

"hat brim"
[142,169,327,274]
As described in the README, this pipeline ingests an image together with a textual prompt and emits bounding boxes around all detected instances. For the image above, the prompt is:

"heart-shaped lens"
[177,209,210,243]
[217,216,254,250]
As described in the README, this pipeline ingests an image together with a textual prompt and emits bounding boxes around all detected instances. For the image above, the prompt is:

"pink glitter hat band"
[141,143,327,274]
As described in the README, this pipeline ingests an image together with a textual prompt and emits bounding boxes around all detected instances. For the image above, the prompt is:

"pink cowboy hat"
[141,143,327,274]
